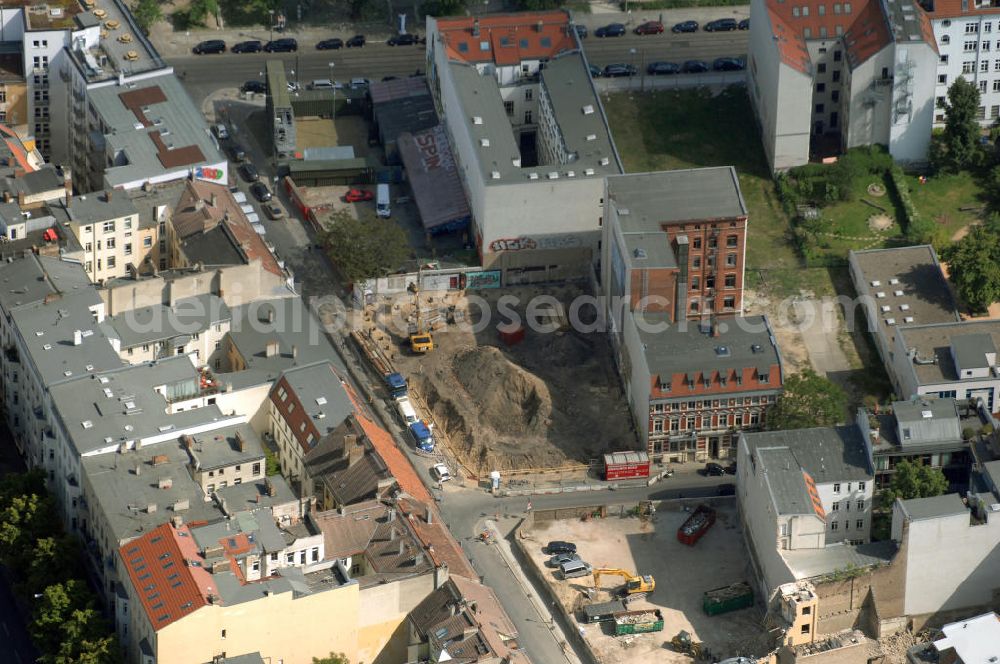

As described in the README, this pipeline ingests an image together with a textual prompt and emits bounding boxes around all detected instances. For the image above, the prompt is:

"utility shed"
[398,125,470,234]
[370,76,439,163]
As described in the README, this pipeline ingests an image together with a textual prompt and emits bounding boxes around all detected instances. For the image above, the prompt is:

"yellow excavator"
[593,568,655,595]
[407,282,434,353]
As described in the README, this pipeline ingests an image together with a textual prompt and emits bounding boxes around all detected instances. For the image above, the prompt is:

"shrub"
[962,426,976,440]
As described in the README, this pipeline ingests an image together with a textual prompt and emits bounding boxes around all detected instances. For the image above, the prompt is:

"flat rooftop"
[898,493,969,521]
[19,0,84,30]
[606,168,748,231]
[744,425,873,484]
[107,293,231,349]
[782,540,896,581]
[65,0,164,80]
[850,245,958,332]
[896,320,1000,386]
[87,72,224,188]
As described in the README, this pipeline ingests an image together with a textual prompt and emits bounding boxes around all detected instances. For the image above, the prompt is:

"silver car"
[546,552,581,568]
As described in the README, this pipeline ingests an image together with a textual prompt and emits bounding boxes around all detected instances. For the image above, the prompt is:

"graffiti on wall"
[488,235,583,253]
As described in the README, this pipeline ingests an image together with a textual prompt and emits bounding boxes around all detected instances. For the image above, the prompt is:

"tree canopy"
[131,0,163,34]
[319,210,410,284]
[880,459,949,508]
[313,654,350,664]
[766,368,847,431]
[935,77,983,172]
[941,216,1000,313]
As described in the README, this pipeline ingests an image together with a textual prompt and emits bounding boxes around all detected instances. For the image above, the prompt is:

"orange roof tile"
[120,523,213,631]
[435,11,576,65]
[400,497,478,579]
[341,380,433,504]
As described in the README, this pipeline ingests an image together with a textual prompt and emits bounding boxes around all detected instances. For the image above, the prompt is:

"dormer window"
[758,371,769,383]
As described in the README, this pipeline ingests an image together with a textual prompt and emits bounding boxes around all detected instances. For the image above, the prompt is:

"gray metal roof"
[191,508,287,554]
[372,83,439,150]
[539,53,620,177]
[397,126,471,231]
[179,224,247,270]
[758,447,815,516]
[951,333,997,372]
[0,166,65,199]
[0,253,92,311]
[280,361,355,435]
[81,436,226,542]
[891,397,963,448]
[622,232,676,269]
[50,357,224,456]
[227,298,345,381]
[214,473,298,514]
[899,493,968,521]
[782,540,896,580]
[87,72,224,188]
[187,423,263,471]
[606,168,747,231]
[849,245,958,330]
[897,320,1000,386]
[743,425,874,485]
[66,191,138,225]
[449,63,521,181]
[635,315,781,385]
[107,294,231,349]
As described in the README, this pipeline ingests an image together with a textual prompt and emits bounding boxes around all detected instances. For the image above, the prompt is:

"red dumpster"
[603,451,651,481]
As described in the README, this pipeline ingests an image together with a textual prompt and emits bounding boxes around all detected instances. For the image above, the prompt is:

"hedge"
[887,165,935,243]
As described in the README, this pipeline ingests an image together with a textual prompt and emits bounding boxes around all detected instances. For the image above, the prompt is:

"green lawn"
[603,87,834,297]
[907,171,986,246]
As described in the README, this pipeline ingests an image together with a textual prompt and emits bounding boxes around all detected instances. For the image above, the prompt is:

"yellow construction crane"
[407,281,434,353]
[593,568,655,595]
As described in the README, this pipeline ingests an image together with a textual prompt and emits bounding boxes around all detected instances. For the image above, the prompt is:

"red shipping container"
[603,451,650,481]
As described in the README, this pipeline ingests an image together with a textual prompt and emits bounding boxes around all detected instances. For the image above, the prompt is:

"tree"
[313,654,350,664]
[941,217,1000,312]
[766,368,847,430]
[187,0,219,26]
[880,459,949,508]
[938,77,983,172]
[131,0,163,34]
[319,210,410,284]
[32,581,121,664]
[424,0,466,16]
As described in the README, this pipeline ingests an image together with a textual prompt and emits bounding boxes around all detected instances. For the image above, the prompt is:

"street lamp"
[268,9,275,43]
[629,47,637,89]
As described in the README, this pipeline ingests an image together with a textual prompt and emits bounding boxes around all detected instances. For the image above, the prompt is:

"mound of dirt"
[453,346,552,436]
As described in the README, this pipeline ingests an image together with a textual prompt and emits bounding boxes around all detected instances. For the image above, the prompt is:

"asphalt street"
[167,29,748,108]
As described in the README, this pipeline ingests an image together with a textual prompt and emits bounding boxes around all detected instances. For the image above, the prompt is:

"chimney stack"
[73,329,82,346]
[2,191,10,203]
[292,345,298,359]
[472,18,480,36]
[267,308,275,324]
[210,193,217,208]
[236,430,245,452]
[346,434,363,467]
[265,340,279,357]
[105,189,113,202]
[426,508,433,525]
[17,191,24,206]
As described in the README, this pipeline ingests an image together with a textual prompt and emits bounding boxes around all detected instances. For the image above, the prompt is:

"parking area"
[522,502,769,663]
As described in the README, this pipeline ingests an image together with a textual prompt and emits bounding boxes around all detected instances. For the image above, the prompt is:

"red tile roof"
[649,363,783,400]
[119,523,214,631]
[399,497,478,579]
[0,125,34,173]
[435,11,576,65]
[342,380,433,504]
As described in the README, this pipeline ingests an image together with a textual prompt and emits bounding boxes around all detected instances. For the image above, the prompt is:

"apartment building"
[738,425,877,592]
[426,11,622,281]
[267,361,355,482]
[747,0,938,170]
[60,189,157,283]
[601,169,781,460]
[106,293,231,366]
[856,396,974,489]
[303,415,396,511]
[922,0,1000,125]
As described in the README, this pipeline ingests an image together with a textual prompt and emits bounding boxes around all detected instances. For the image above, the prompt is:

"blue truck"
[385,372,408,399]
[409,421,435,453]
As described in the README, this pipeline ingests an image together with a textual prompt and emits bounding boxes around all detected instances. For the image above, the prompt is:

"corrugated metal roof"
[398,126,471,232]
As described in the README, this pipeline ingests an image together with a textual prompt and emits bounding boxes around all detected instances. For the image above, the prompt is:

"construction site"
[519,500,769,664]
[355,283,638,474]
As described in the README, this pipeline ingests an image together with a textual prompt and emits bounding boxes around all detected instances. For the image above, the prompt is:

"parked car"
[739,18,751,29]
[250,182,272,202]
[718,483,736,496]
[704,462,726,476]
[595,23,626,37]
[213,123,229,140]
[238,163,259,182]
[308,79,341,90]
[431,463,452,482]
[546,540,577,554]
[240,80,266,94]
[193,39,226,54]
[350,77,370,89]
[588,64,602,78]
[264,38,298,52]
[647,61,680,75]
[346,34,366,47]
[681,59,710,73]
[388,33,418,46]
[345,188,374,203]
[381,75,398,81]
[546,552,581,568]
[634,21,664,35]
[713,57,745,71]
[228,144,246,162]
[574,24,588,38]
[671,20,699,33]
[603,63,637,77]
[726,460,737,475]
[232,40,262,54]
[316,38,343,50]
[264,202,284,220]
[705,18,739,31]
[286,81,301,92]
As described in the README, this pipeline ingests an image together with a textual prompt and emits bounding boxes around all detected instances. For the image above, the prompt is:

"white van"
[559,560,591,579]
[309,79,336,90]
[376,183,391,218]
[396,396,418,425]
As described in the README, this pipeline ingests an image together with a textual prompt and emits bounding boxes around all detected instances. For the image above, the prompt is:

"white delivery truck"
[376,183,391,218]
